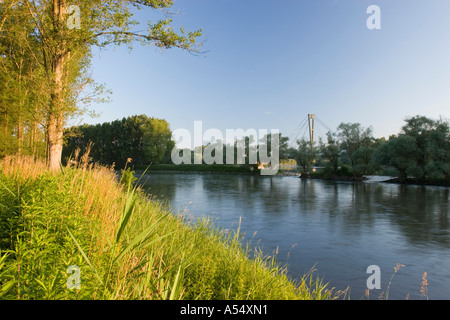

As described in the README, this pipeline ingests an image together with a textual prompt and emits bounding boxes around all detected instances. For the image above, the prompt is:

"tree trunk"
[17,113,23,155]
[46,112,64,170]
[46,54,66,169]
[30,108,39,158]
[46,0,67,170]
[46,52,67,170]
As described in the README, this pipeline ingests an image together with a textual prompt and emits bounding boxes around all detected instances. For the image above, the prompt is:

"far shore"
[130,165,449,187]
[299,173,449,187]
[380,177,450,187]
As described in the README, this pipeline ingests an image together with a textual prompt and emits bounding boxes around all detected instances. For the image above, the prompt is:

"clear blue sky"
[83,0,450,143]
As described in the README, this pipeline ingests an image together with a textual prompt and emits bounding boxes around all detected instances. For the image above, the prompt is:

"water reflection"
[140,173,450,299]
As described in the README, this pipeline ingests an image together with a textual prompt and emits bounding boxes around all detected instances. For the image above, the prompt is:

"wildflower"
[394,263,405,273]
[124,157,133,170]
[420,272,429,299]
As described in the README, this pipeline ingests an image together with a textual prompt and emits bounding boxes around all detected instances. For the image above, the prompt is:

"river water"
[140,173,450,300]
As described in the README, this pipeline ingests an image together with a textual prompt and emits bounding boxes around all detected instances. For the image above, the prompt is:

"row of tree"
[63,115,174,169]
[0,0,202,168]
[291,116,450,183]
[62,113,448,184]
[173,134,280,167]
[63,117,286,171]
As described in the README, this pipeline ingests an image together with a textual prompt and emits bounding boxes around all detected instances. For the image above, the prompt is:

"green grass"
[0,156,336,300]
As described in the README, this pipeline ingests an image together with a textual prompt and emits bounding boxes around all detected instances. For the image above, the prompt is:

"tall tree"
[426,119,450,180]
[295,138,317,174]
[0,1,46,157]
[373,135,420,182]
[1,0,202,169]
[319,131,340,174]
[63,114,174,168]
[336,122,374,177]
[373,116,449,182]
[401,116,441,179]
[142,117,174,165]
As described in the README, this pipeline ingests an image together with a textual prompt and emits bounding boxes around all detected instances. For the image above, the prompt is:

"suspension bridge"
[281,114,334,172]
[287,114,333,149]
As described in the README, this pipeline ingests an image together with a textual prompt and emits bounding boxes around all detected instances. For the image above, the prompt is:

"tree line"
[61,113,448,184]
[63,115,174,169]
[0,0,202,169]
[290,115,450,184]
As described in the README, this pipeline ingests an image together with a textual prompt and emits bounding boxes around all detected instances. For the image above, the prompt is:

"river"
[140,172,450,300]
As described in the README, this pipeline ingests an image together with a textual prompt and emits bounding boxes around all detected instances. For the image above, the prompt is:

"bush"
[336,165,350,177]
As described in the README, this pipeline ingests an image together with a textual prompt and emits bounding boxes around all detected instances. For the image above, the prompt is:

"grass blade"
[113,213,170,264]
[0,180,16,198]
[0,280,15,298]
[169,264,184,300]
[66,226,104,286]
[116,188,137,244]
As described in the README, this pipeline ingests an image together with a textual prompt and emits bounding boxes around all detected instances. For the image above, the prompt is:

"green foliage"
[336,165,350,177]
[120,168,138,189]
[0,176,23,251]
[0,2,47,159]
[142,118,175,165]
[1,0,203,168]
[0,172,102,299]
[293,138,317,173]
[373,116,450,184]
[309,116,449,185]
[336,122,375,178]
[0,159,335,300]
[319,132,340,174]
[63,115,174,168]
[277,134,291,161]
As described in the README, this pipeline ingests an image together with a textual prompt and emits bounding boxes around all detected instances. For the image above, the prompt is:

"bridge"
[283,114,334,173]
[287,114,333,149]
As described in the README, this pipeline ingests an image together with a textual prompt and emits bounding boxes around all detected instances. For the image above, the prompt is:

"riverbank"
[299,171,449,187]
[299,172,368,181]
[134,164,260,175]
[381,177,450,187]
[0,156,333,300]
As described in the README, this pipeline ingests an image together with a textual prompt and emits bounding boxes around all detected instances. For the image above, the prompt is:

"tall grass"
[0,155,336,300]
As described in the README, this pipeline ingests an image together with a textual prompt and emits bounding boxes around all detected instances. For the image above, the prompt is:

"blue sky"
[84,0,450,144]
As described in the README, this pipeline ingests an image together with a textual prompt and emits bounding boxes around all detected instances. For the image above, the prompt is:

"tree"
[63,114,174,168]
[142,118,174,165]
[277,134,290,161]
[400,115,448,180]
[372,116,450,183]
[1,0,203,169]
[0,2,46,158]
[351,136,377,176]
[373,135,420,182]
[319,131,340,174]
[336,122,374,177]
[425,119,450,180]
[295,138,317,174]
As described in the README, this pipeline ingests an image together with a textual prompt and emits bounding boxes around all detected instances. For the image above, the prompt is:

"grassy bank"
[0,156,334,300]
[134,164,260,175]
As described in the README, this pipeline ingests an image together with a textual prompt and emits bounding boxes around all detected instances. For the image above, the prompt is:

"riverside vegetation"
[0,155,335,300]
